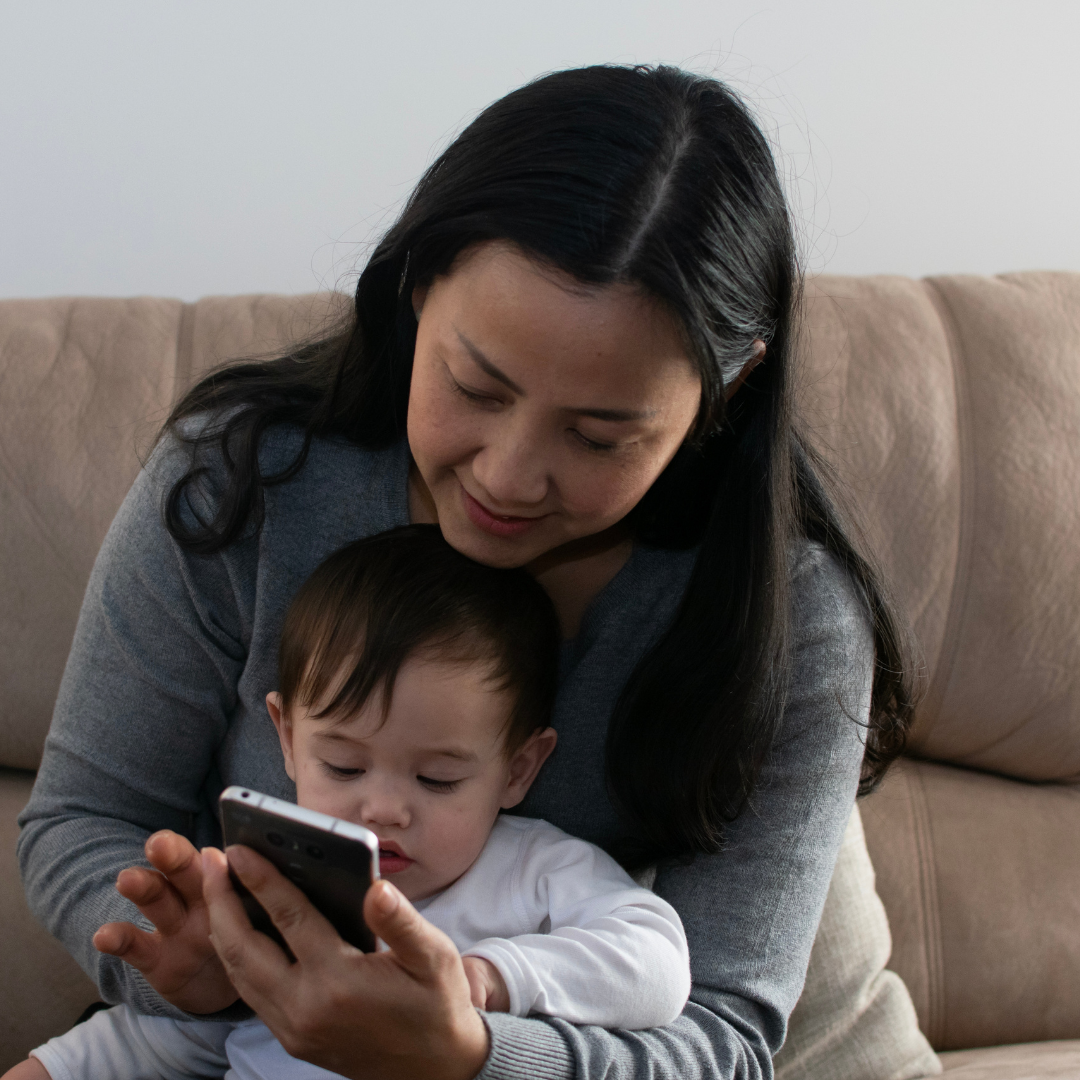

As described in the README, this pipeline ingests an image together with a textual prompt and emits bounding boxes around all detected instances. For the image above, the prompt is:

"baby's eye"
[321,762,362,780]
[417,775,462,793]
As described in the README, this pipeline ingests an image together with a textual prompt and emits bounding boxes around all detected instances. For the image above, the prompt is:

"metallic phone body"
[218,786,379,954]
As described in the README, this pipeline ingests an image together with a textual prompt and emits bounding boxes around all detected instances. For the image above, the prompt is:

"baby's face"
[267,653,554,901]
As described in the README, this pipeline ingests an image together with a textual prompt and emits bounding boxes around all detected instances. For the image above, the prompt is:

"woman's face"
[407,242,701,568]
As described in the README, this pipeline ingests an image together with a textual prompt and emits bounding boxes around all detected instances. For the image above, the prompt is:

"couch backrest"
[0,292,345,770]
[799,272,1080,782]
[4,274,1079,776]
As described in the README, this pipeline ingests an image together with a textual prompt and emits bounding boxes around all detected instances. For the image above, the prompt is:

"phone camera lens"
[240,791,250,799]
[267,831,284,847]
[306,844,324,860]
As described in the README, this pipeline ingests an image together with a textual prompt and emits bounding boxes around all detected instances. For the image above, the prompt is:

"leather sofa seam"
[909,761,946,1049]
[175,302,196,405]
[917,278,976,743]
[0,299,84,582]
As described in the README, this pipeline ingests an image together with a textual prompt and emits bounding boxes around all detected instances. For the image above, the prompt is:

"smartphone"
[218,786,379,954]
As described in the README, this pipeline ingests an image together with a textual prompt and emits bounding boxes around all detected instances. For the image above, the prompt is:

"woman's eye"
[417,775,462,793]
[450,378,500,406]
[572,430,618,453]
[321,762,362,780]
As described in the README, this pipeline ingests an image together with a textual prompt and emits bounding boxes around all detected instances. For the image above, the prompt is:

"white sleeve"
[462,824,691,1029]
[30,1004,230,1080]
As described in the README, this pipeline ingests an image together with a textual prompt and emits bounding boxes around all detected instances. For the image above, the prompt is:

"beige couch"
[2,275,1079,1076]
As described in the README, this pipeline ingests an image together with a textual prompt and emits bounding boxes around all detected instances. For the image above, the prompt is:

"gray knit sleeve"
[17,438,252,1021]
[477,543,872,1080]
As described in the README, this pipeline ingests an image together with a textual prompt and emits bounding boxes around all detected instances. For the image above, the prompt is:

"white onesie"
[32,815,690,1080]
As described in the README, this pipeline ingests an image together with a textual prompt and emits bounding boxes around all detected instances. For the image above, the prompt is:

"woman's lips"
[461,487,544,539]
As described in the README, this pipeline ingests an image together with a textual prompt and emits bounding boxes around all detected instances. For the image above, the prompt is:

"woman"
[19,65,912,1079]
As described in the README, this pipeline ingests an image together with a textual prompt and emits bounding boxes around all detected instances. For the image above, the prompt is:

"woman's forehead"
[423,242,699,404]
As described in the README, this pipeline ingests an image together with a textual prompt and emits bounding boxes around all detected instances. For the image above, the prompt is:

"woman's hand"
[93,831,238,1015]
[202,845,490,1080]
[461,957,510,1013]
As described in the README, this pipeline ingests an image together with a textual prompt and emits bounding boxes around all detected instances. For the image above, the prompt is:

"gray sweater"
[19,427,871,1080]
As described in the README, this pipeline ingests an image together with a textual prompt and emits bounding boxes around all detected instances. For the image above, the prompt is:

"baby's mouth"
[377,843,414,875]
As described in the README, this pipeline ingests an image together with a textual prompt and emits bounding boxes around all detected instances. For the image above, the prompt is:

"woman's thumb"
[364,880,455,980]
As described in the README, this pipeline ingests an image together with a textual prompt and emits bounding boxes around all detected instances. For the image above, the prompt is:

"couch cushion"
[775,804,940,1080]
[862,757,1080,1051]
[939,1041,1080,1079]
[0,768,99,1072]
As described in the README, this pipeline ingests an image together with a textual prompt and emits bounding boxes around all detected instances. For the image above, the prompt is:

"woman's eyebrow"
[453,328,655,422]
[577,404,656,422]
[455,329,526,394]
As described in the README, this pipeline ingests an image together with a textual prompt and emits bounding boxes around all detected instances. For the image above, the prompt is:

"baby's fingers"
[115,866,191,937]
[145,831,205,906]
[462,958,489,1010]
[93,921,161,973]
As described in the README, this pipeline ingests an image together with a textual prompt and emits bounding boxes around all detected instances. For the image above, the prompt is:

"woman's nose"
[470,415,550,508]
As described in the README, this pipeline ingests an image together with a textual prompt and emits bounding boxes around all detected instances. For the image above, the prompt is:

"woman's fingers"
[93,920,159,970]
[363,880,458,984]
[201,846,303,1003]
[203,849,489,1078]
[222,844,342,961]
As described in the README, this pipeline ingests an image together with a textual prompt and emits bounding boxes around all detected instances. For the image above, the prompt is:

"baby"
[13,525,690,1080]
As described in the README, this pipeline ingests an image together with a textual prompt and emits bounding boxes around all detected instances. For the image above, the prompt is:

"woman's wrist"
[445,1007,490,1080]
[473,1012,575,1080]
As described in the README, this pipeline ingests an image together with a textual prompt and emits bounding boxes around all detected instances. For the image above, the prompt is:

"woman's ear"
[411,284,429,322]
[266,691,296,782]
[500,727,558,810]
[725,339,766,401]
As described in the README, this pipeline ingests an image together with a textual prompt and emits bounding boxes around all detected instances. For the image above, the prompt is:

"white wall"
[2,0,1077,300]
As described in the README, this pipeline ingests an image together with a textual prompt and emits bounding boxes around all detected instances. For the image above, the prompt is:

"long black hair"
[163,65,915,867]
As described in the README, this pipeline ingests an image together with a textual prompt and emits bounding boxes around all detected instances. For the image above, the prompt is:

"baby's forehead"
[310,653,514,744]
[307,717,509,767]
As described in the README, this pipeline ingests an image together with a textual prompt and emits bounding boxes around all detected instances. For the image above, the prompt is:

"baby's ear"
[266,691,284,727]
[266,692,296,781]
[500,727,558,809]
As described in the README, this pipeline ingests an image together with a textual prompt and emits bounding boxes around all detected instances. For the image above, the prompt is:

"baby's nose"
[357,780,411,829]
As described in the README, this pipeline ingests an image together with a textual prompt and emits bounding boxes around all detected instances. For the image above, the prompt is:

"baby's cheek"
[426,805,495,882]
[295,773,350,822]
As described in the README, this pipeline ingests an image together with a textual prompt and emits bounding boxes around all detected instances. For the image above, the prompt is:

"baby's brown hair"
[277,524,560,754]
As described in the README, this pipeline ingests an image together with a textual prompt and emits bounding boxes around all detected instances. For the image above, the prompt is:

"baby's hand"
[93,830,238,1014]
[461,956,510,1012]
